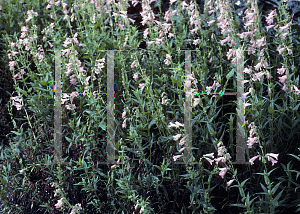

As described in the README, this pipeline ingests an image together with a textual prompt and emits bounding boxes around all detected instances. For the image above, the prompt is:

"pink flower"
[122,118,127,128]
[281,33,288,39]
[243,102,252,109]
[179,137,186,146]
[227,179,235,187]
[279,23,290,32]
[173,155,183,162]
[207,20,216,26]
[179,147,185,153]
[139,83,145,92]
[10,96,23,110]
[122,110,126,119]
[247,137,258,148]
[249,155,261,165]
[162,98,168,105]
[131,60,139,68]
[193,98,200,107]
[66,104,76,110]
[214,157,226,165]
[265,153,279,165]
[277,67,287,75]
[256,37,266,48]
[293,85,300,94]
[70,203,82,214]
[20,69,26,74]
[173,134,182,141]
[278,75,288,84]
[266,25,275,31]
[55,198,64,209]
[252,72,264,81]
[219,167,228,179]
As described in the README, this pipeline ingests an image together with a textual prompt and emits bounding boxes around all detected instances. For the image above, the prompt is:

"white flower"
[55,198,64,209]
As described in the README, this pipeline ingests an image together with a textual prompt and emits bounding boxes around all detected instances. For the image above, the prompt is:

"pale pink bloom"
[175,121,184,127]
[219,167,228,179]
[241,80,250,85]
[179,147,185,153]
[122,110,126,119]
[173,155,183,162]
[277,46,286,55]
[266,25,275,31]
[269,88,272,94]
[20,69,26,74]
[282,83,288,91]
[9,61,16,71]
[244,67,251,74]
[218,146,226,157]
[179,137,186,146]
[70,203,82,214]
[207,20,216,26]
[279,23,290,32]
[287,48,293,55]
[227,179,235,187]
[162,98,168,105]
[155,38,163,45]
[173,134,182,141]
[277,67,287,75]
[249,155,261,165]
[164,59,171,65]
[10,96,23,110]
[243,102,252,109]
[204,153,214,159]
[181,1,188,10]
[293,85,300,94]
[247,137,258,148]
[193,98,200,107]
[278,75,287,84]
[204,157,214,165]
[0,5,2,10]
[252,72,264,81]
[254,62,263,71]
[122,118,127,128]
[131,60,139,68]
[168,121,184,128]
[143,28,149,39]
[111,165,116,169]
[63,38,72,47]
[281,33,288,39]
[70,75,77,85]
[13,72,21,79]
[139,83,145,91]
[168,32,175,38]
[256,37,266,48]
[55,198,64,209]
[220,37,230,46]
[266,153,279,161]
[66,104,76,110]
[214,157,226,165]
[208,10,214,15]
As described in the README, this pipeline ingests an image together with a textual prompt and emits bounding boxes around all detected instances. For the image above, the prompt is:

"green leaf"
[65,136,72,143]
[11,131,21,135]
[20,89,27,97]
[149,119,155,129]
[226,68,235,80]
[268,105,275,114]
[99,121,106,131]
[271,182,282,195]
[45,95,53,99]
[77,116,81,127]
[40,81,47,86]
[0,177,7,185]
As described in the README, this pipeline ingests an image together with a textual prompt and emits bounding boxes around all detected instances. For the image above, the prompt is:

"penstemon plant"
[0,0,300,213]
